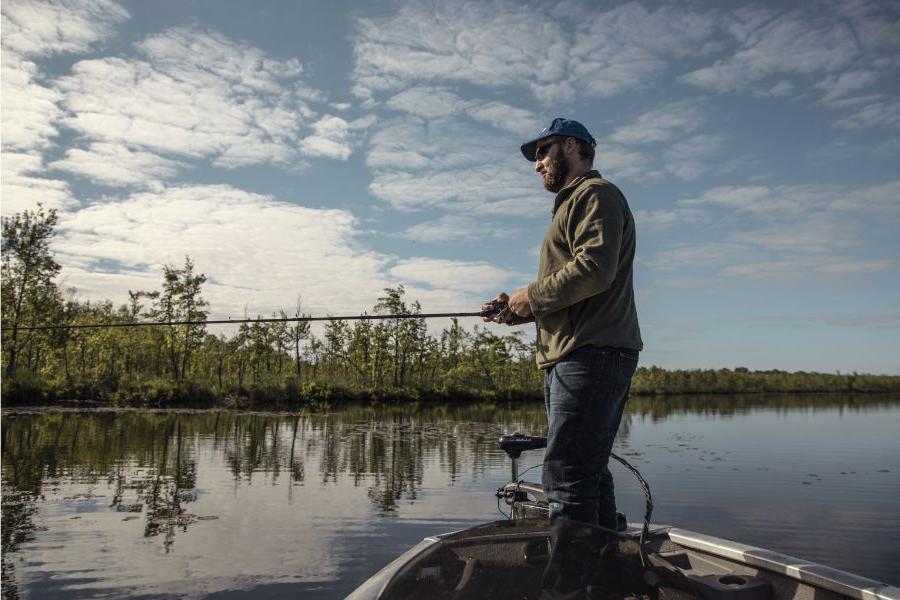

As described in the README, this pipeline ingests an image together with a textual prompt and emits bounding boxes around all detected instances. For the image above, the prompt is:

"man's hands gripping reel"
[481,290,535,326]
[480,299,510,323]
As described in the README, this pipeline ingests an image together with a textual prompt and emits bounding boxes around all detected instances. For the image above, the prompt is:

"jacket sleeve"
[527,187,624,317]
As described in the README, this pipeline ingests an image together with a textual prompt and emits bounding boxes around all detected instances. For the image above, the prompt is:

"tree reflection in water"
[1,395,895,598]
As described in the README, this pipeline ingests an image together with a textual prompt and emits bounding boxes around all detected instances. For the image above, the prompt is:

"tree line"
[3,206,899,406]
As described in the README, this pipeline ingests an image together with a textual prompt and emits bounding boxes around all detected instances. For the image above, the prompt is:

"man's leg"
[541,346,638,527]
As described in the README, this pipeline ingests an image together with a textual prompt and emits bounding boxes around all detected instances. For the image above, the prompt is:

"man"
[485,117,642,532]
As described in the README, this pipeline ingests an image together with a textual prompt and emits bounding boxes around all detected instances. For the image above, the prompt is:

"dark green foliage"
[1,207,899,407]
[1,205,62,380]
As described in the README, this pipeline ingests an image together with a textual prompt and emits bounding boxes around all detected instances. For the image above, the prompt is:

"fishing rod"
[2,301,510,332]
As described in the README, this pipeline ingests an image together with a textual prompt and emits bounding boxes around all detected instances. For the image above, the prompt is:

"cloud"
[718,260,811,280]
[365,117,543,214]
[663,134,725,180]
[404,215,518,244]
[1,0,129,57]
[681,7,860,93]
[352,0,567,101]
[466,102,537,137]
[609,101,705,145]
[0,52,63,152]
[826,180,900,218]
[680,2,900,129]
[51,184,516,318]
[571,3,720,99]
[814,259,894,274]
[1,152,75,215]
[299,115,374,161]
[679,181,900,219]
[48,143,184,188]
[662,179,900,279]
[729,215,861,254]
[718,257,895,280]
[352,0,720,103]
[832,96,900,130]
[53,185,387,316]
[1,1,129,158]
[385,87,469,119]
[594,142,656,182]
[633,208,707,228]
[52,27,346,175]
[383,86,537,137]
[643,243,747,271]
[388,258,517,294]
[818,69,880,103]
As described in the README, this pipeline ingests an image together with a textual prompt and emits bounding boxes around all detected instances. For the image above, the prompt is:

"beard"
[542,153,569,193]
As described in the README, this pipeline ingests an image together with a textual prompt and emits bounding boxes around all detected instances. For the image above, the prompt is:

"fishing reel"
[480,299,510,323]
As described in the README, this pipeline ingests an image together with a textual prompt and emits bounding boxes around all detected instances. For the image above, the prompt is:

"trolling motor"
[498,433,547,481]
[496,433,646,536]
[495,433,549,519]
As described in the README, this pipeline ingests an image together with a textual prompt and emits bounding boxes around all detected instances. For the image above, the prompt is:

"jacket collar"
[552,170,603,215]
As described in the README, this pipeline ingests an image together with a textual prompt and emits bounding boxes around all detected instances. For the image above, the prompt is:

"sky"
[1,0,898,374]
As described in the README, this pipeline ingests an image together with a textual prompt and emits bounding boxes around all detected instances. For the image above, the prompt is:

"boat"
[347,434,900,600]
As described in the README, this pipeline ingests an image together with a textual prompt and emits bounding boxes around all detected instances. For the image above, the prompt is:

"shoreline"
[4,387,900,413]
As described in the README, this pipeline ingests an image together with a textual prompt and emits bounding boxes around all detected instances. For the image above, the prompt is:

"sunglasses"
[535,140,562,161]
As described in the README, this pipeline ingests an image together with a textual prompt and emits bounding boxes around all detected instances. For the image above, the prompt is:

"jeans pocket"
[621,349,639,359]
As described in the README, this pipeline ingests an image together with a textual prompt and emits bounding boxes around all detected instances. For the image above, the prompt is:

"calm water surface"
[2,396,899,599]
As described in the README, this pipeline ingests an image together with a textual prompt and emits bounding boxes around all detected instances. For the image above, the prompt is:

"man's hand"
[482,288,534,325]
[508,287,533,321]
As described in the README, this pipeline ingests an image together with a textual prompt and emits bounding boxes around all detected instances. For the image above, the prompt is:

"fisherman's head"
[520,118,596,193]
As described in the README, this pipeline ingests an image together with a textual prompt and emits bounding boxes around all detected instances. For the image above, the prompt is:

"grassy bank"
[4,367,899,409]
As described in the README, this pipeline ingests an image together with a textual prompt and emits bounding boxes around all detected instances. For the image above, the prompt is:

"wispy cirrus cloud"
[383,86,536,136]
[729,215,862,254]
[679,181,900,219]
[404,215,519,244]
[681,6,861,93]
[680,2,900,129]
[815,259,894,274]
[662,134,726,180]
[719,257,895,279]
[602,99,724,181]
[365,116,541,215]
[658,180,900,280]
[570,3,720,101]
[643,242,748,271]
[352,0,721,104]
[609,101,705,145]
[351,0,568,102]
[388,258,519,294]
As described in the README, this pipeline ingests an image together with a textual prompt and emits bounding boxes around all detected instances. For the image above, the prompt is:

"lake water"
[2,396,899,599]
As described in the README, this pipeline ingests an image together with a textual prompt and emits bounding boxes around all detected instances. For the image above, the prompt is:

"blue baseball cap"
[520,117,596,161]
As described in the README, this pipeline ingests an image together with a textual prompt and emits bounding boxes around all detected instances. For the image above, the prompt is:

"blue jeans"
[542,345,638,529]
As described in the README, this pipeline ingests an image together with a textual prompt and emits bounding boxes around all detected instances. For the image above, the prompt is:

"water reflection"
[1,394,897,598]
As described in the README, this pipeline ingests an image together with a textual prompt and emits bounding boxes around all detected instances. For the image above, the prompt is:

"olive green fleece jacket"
[527,171,642,369]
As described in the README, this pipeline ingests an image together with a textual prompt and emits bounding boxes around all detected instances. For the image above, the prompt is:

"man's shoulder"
[570,175,626,207]
[579,174,624,197]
